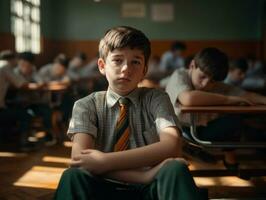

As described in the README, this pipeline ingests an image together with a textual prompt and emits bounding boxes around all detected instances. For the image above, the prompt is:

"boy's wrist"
[102,152,114,172]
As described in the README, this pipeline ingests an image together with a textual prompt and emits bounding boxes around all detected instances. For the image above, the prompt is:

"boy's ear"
[190,59,196,69]
[143,65,148,76]
[98,58,106,75]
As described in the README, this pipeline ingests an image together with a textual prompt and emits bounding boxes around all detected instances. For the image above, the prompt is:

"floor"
[0,140,266,200]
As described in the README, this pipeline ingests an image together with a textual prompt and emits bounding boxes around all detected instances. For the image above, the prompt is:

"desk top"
[181,105,266,114]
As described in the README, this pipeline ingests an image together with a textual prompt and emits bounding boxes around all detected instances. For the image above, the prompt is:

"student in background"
[38,54,70,84]
[166,47,266,169]
[224,58,248,87]
[224,58,266,142]
[0,50,34,151]
[54,26,205,200]
[159,41,186,73]
[15,52,56,146]
[67,52,87,81]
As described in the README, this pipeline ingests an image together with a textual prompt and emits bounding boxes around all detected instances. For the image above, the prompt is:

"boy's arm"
[71,126,181,174]
[241,91,266,105]
[103,157,188,184]
[70,133,174,184]
[179,90,253,106]
[71,133,95,159]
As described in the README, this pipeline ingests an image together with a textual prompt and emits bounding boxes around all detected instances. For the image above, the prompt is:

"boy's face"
[229,68,246,84]
[18,60,33,75]
[98,47,146,96]
[190,60,213,90]
[52,63,66,77]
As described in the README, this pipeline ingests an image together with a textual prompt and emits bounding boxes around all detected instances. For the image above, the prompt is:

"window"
[11,0,41,53]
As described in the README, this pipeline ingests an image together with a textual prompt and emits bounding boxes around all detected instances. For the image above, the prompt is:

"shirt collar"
[106,87,140,108]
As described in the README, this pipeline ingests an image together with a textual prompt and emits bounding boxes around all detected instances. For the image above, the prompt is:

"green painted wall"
[0,0,11,33]
[41,0,264,40]
[1,0,264,40]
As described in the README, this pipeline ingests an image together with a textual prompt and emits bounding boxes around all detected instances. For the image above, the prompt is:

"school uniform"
[159,51,184,72]
[54,87,203,200]
[0,61,31,147]
[38,63,69,83]
[166,68,244,142]
[14,67,52,135]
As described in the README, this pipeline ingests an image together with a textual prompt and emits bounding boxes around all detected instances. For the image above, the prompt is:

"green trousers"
[54,160,205,200]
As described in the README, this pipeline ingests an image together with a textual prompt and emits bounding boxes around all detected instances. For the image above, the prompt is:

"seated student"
[242,56,266,90]
[165,47,266,169]
[39,54,72,127]
[15,52,56,145]
[67,52,87,81]
[159,41,186,73]
[38,54,70,84]
[224,58,248,87]
[224,59,266,141]
[0,50,34,151]
[54,26,205,200]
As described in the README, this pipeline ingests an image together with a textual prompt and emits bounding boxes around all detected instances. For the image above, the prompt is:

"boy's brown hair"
[99,26,151,71]
[194,47,229,81]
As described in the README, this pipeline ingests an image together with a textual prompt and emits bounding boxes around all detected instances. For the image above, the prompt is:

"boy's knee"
[61,167,90,181]
[160,160,189,176]
[168,160,187,170]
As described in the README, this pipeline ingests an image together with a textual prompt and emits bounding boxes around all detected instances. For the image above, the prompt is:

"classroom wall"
[40,0,264,62]
[42,0,262,40]
[0,0,265,65]
[0,0,15,51]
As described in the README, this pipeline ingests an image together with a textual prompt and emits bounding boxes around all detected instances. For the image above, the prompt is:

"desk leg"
[189,113,212,145]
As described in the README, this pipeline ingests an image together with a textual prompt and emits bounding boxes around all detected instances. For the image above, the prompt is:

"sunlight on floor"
[195,176,254,187]
[42,156,71,164]
[13,166,66,189]
[0,152,28,158]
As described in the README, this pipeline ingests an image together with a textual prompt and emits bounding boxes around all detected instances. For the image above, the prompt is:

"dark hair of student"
[184,55,194,69]
[229,58,248,73]
[171,41,186,52]
[18,51,35,63]
[99,26,151,68]
[55,56,69,68]
[75,52,87,61]
[0,50,16,60]
[194,47,229,81]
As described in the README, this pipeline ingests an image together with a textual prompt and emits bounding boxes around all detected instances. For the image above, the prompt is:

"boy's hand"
[70,149,107,174]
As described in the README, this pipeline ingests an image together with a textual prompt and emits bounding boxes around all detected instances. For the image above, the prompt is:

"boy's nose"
[121,63,130,73]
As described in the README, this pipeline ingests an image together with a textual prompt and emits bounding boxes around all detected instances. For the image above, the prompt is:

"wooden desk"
[180,105,266,148]
[181,105,266,114]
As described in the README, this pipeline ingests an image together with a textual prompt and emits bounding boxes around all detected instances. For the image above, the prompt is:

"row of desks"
[180,105,266,148]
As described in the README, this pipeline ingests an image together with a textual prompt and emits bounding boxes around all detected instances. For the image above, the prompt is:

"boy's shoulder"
[138,86,160,93]
[76,91,106,105]
[137,87,169,102]
[166,68,191,89]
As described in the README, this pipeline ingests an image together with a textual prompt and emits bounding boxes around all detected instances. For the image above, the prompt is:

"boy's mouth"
[117,78,131,82]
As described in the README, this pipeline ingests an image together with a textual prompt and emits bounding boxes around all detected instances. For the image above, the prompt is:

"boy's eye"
[132,60,141,65]
[112,59,123,64]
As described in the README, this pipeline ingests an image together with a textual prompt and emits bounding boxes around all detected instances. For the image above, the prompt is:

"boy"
[224,58,248,87]
[38,54,70,84]
[15,52,56,145]
[160,41,186,73]
[54,26,203,200]
[165,47,266,169]
[67,52,87,81]
[0,50,34,151]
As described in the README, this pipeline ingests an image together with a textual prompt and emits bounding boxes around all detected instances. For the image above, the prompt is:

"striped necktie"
[114,98,130,151]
